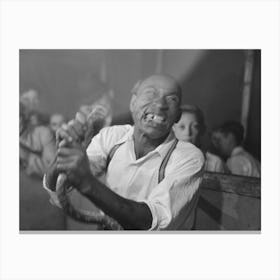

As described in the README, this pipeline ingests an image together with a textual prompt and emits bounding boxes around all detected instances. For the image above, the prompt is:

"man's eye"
[166,95,179,103]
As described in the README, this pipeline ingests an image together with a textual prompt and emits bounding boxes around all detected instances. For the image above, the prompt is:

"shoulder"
[205,152,225,172]
[226,154,250,174]
[98,124,132,144]
[206,152,223,164]
[176,140,204,161]
[87,124,132,155]
[170,140,205,169]
[228,153,248,166]
[164,140,204,179]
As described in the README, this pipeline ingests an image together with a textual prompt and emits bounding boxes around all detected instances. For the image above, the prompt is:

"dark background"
[20,49,261,159]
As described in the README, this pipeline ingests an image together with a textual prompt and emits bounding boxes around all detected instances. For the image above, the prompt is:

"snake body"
[56,109,123,230]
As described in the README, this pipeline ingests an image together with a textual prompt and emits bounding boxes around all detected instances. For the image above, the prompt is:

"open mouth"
[144,113,167,125]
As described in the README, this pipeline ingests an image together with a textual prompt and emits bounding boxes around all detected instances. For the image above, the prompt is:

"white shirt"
[44,125,205,230]
[226,146,261,177]
[205,152,227,173]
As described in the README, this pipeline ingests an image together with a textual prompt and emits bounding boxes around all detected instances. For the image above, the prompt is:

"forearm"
[79,174,153,230]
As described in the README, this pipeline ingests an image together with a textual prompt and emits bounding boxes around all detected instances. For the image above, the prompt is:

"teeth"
[146,113,154,121]
[145,113,165,123]
[154,115,165,122]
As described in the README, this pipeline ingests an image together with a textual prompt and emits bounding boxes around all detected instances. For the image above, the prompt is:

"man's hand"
[56,141,93,192]
[55,115,87,147]
[55,105,108,149]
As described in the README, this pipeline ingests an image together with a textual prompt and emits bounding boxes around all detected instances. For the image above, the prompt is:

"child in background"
[211,121,260,177]
[173,104,227,173]
[50,113,66,135]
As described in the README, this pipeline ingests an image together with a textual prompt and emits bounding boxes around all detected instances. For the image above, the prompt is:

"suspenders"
[158,139,178,183]
[106,138,179,183]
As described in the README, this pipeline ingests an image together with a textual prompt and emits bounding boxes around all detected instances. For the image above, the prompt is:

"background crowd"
[19,87,260,179]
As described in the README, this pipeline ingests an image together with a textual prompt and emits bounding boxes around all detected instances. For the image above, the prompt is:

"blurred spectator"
[29,113,40,127]
[173,104,227,173]
[20,89,40,115]
[20,90,56,178]
[211,121,260,177]
[50,113,66,134]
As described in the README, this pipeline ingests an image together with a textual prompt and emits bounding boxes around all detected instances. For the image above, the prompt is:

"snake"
[55,107,123,230]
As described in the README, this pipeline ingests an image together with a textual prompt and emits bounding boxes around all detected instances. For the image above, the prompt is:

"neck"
[133,128,169,159]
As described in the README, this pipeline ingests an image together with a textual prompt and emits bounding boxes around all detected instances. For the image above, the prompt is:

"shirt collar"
[231,146,244,156]
[114,125,176,158]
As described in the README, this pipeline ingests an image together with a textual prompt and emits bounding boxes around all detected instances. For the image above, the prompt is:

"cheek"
[173,126,181,136]
[175,128,187,139]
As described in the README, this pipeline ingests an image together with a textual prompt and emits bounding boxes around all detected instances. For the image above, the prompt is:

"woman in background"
[173,104,227,173]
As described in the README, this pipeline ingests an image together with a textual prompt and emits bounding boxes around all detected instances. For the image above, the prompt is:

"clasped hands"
[47,105,107,192]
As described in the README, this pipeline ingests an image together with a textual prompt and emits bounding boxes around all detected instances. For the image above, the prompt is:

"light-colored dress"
[20,126,56,177]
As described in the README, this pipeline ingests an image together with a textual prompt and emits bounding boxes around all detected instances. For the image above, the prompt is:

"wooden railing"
[194,172,261,230]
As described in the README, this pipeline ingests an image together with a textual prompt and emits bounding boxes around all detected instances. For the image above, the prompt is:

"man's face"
[173,112,202,145]
[130,75,181,139]
[211,131,233,158]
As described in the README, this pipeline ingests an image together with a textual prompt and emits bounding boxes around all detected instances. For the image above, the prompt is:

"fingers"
[56,148,80,171]
[56,124,73,144]
[56,119,86,146]
[68,119,86,141]
[75,112,87,125]
[57,146,81,157]
[88,105,107,123]
[56,161,74,173]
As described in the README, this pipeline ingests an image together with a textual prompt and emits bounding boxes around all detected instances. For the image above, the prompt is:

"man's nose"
[153,96,168,110]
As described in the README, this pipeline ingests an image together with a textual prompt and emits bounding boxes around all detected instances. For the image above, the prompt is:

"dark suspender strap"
[106,143,124,169]
[106,138,178,183]
[158,139,178,183]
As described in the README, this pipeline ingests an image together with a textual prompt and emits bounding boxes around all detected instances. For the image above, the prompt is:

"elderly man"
[43,74,204,230]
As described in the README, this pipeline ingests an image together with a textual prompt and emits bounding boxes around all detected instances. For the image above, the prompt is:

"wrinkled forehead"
[137,75,181,97]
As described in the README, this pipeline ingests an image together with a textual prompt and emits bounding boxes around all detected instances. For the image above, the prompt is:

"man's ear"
[129,80,142,113]
[129,94,137,113]
[131,80,142,95]
[174,108,182,123]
